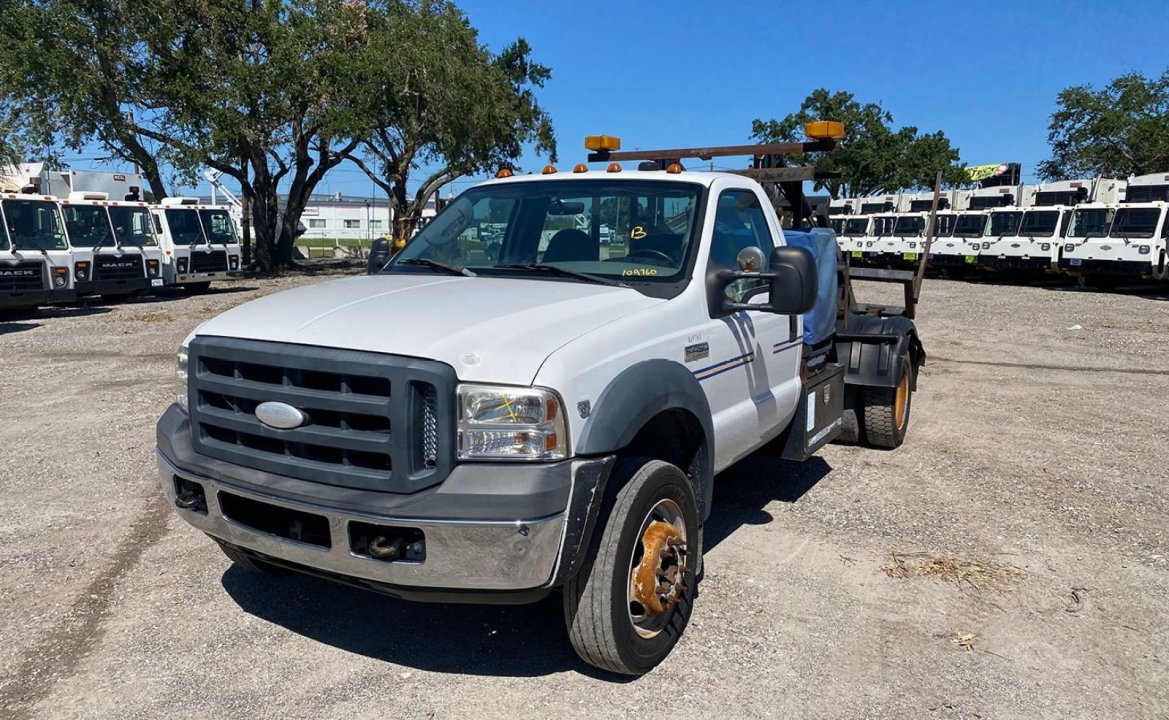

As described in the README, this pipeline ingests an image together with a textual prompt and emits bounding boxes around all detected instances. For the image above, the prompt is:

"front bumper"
[76,276,153,296]
[1058,258,1150,277]
[157,405,612,601]
[0,288,73,309]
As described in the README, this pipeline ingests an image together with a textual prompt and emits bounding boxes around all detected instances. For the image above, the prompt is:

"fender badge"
[255,401,309,430]
[577,400,591,419]
[685,342,709,363]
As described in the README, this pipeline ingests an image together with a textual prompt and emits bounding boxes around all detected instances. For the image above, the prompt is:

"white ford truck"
[157,131,926,674]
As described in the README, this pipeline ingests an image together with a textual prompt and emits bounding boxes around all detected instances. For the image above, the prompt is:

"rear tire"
[563,458,700,675]
[837,388,863,444]
[214,539,287,576]
[863,361,914,449]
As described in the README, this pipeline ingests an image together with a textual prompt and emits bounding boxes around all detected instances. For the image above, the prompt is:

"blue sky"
[66,0,1169,199]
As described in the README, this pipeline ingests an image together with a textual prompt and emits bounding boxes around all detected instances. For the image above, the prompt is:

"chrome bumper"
[158,451,567,592]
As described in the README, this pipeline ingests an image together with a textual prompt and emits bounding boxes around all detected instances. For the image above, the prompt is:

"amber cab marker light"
[606,163,622,173]
[666,162,683,174]
[495,168,514,178]
[584,135,621,152]
[804,120,845,140]
[541,164,557,175]
[572,163,588,173]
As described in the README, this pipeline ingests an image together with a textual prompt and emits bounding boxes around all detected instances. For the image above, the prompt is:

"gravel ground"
[1,270,1167,720]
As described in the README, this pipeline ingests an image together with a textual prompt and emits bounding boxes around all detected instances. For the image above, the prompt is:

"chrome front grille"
[188,337,456,493]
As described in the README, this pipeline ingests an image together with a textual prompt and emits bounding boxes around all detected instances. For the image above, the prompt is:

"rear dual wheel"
[563,458,700,675]
[862,361,914,448]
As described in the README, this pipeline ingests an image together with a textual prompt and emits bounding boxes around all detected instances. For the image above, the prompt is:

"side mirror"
[368,238,391,274]
[768,246,818,315]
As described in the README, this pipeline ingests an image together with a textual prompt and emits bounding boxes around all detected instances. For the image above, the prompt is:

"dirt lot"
[1,271,1167,720]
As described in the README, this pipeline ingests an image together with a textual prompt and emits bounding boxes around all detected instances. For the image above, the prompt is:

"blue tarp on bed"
[782,228,839,347]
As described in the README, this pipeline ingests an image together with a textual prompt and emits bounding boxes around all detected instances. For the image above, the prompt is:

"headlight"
[176,346,189,411]
[74,261,89,281]
[52,267,69,287]
[457,384,567,461]
[147,259,160,277]
[1064,243,1075,252]
[1041,243,1051,251]
[1139,245,1151,255]
[177,257,189,273]
[229,255,240,270]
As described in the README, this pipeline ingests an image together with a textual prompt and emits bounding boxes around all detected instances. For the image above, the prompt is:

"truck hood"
[195,274,663,384]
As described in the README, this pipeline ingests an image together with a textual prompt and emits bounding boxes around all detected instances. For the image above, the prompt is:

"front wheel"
[563,458,700,675]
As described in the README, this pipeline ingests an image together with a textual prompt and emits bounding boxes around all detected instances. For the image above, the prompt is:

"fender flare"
[575,359,715,519]
[835,315,926,390]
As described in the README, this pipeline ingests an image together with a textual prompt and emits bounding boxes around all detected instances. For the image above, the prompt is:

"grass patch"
[881,552,1027,592]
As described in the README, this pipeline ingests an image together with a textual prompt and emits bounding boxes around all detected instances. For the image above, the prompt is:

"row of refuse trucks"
[0,168,242,312]
[829,172,1169,285]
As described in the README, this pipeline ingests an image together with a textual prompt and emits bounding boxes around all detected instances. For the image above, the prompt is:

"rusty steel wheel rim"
[894,364,910,431]
[627,498,689,639]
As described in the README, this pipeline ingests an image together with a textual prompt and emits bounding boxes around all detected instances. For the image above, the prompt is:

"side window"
[1162,210,1169,239]
[710,190,776,302]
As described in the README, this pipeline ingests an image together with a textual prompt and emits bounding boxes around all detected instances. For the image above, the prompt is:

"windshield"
[844,218,869,236]
[110,206,158,246]
[199,209,238,245]
[988,211,1023,236]
[164,208,206,246]
[1109,207,1161,238]
[860,202,887,214]
[391,179,704,287]
[969,195,1009,210]
[892,216,924,236]
[933,214,956,237]
[61,205,113,248]
[871,216,896,236]
[1018,210,1060,237]
[1036,190,1084,207]
[1124,184,1169,203]
[953,214,988,237]
[1068,208,1113,238]
[1,199,69,251]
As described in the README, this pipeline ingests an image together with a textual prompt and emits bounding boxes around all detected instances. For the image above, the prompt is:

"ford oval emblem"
[255,401,308,430]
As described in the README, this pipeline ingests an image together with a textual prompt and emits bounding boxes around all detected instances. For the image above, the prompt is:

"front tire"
[563,458,700,675]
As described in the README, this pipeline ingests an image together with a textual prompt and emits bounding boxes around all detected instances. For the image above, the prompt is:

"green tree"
[0,0,171,197]
[1039,70,1169,181]
[751,89,965,198]
[347,1,556,245]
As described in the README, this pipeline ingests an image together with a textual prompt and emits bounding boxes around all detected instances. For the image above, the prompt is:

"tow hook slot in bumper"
[173,476,208,514]
[349,522,426,563]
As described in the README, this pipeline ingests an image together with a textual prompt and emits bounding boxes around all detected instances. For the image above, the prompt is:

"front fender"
[575,359,715,518]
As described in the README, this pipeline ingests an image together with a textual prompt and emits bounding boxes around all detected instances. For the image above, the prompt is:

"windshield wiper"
[397,258,476,277]
[495,263,623,287]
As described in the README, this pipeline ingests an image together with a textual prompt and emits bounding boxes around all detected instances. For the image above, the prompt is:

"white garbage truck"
[156,128,928,675]
[0,192,76,308]
[152,198,243,291]
[59,193,165,298]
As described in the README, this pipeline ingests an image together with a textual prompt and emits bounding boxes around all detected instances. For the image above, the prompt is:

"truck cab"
[0,193,76,308]
[1059,202,1167,283]
[152,198,243,291]
[928,211,989,270]
[59,193,165,297]
[840,215,871,258]
[156,130,926,676]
